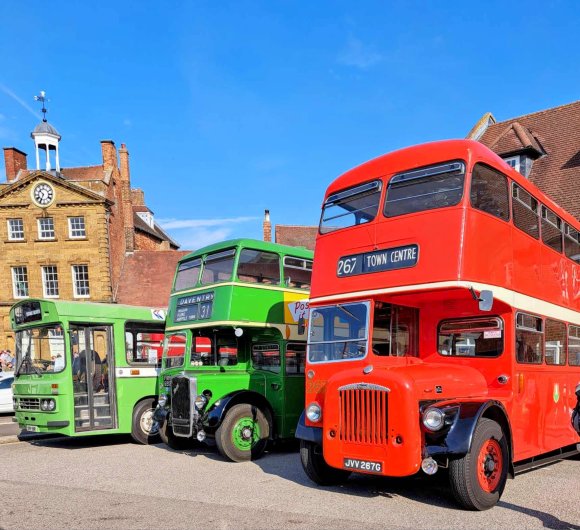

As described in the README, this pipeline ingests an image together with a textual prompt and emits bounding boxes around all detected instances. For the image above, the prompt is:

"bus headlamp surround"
[306,402,322,423]
[422,407,445,431]
[194,394,208,411]
[40,399,56,411]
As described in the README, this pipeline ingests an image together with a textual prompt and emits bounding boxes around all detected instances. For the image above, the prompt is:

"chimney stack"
[100,140,117,170]
[3,147,28,182]
[263,209,272,242]
[119,143,131,185]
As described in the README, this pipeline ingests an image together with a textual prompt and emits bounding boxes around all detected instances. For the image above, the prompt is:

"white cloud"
[158,216,259,251]
[337,36,383,70]
[158,216,258,230]
[0,84,41,119]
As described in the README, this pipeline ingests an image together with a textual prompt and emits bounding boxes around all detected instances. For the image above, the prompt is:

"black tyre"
[131,398,161,445]
[300,440,351,486]
[449,418,509,511]
[159,413,193,450]
[215,403,270,462]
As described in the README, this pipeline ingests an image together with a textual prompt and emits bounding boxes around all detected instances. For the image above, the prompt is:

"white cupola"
[30,91,61,172]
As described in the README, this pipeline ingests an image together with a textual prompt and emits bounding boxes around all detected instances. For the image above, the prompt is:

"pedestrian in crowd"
[0,349,14,371]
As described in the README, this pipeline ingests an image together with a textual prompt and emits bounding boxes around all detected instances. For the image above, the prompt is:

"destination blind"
[337,244,419,277]
[174,292,214,323]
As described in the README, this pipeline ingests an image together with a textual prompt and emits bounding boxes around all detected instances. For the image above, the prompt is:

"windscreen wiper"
[337,304,362,323]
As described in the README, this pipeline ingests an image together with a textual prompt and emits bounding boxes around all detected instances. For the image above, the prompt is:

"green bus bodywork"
[11,299,166,444]
[154,239,312,461]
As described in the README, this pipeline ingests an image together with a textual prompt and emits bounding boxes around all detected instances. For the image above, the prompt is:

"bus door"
[283,342,306,437]
[251,342,284,434]
[70,324,116,431]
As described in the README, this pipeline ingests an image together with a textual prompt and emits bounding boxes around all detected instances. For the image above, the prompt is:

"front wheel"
[449,418,509,510]
[131,398,161,445]
[300,440,351,486]
[215,403,270,462]
[159,414,193,450]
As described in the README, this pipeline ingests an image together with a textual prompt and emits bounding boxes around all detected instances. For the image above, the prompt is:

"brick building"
[0,118,185,349]
[468,100,580,221]
[262,209,317,250]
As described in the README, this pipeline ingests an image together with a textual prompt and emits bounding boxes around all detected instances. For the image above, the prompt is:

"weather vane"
[34,90,49,122]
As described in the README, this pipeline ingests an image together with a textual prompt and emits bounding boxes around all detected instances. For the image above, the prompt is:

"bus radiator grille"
[16,397,40,411]
[171,376,191,435]
[338,387,388,444]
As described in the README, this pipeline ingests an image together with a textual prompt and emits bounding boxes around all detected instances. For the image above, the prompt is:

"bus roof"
[178,238,313,263]
[10,299,166,324]
[325,139,579,230]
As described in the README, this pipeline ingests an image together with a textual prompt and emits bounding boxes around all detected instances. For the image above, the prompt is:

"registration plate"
[343,458,383,473]
[25,425,39,432]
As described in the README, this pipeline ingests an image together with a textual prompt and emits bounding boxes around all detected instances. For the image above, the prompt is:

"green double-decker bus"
[154,239,312,461]
[11,299,167,444]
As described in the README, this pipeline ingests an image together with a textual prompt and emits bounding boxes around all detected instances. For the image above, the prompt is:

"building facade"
[0,118,184,350]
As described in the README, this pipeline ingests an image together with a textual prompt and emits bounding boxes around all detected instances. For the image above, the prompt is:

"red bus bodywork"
[298,139,580,509]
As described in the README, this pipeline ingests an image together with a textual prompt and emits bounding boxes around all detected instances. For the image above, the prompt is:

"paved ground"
[0,436,578,530]
[0,414,18,438]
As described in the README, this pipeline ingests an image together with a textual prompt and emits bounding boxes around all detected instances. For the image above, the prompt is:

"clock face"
[32,183,54,207]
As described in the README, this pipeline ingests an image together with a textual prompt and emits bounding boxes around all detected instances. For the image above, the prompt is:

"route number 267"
[337,257,358,276]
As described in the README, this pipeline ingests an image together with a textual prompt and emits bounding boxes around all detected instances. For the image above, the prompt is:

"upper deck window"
[320,181,382,234]
[237,249,280,285]
[564,224,580,264]
[470,164,510,221]
[200,249,235,285]
[541,206,563,253]
[438,317,503,358]
[174,258,202,291]
[283,256,312,289]
[512,184,539,239]
[384,161,465,218]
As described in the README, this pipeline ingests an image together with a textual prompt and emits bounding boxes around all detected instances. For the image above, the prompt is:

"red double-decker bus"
[296,139,580,510]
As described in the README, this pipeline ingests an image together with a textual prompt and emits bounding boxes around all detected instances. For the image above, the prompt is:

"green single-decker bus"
[11,299,167,444]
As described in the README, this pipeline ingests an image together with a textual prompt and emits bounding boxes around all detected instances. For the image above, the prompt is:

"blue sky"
[1,1,579,250]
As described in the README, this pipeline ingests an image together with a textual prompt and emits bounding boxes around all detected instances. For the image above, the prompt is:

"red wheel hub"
[477,438,502,492]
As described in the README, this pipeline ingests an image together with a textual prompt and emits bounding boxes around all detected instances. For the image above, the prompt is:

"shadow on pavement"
[20,432,135,449]
[151,436,458,509]
[498,501,580,530]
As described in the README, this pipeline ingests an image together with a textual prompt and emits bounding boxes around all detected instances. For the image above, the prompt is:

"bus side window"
[515,313,543,364]
[545,319,566,365]
[569,325,580,366]
[252,343,280,373]
[470,163,510,221]
[285,342,306,375]
[125,323,165,366]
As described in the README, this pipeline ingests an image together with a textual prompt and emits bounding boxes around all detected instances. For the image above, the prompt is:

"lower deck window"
[438,317,503,358]
[516,313,543,364]
[252,343,280,373]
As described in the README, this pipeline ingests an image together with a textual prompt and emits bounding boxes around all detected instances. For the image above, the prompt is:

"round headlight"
[194,395,208,411]
[40,400,48,411]
[158,394,168,407]
[47,399,55,411]
[423,408,445,431]
[306,402,322,423]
